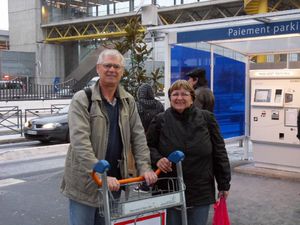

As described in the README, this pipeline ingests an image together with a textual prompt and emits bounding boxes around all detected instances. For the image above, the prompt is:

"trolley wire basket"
[92,150,188,225]
[97,177,186,219]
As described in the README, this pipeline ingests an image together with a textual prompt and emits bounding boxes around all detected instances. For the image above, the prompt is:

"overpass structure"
[43,0,245,43]
[42,0,298,43]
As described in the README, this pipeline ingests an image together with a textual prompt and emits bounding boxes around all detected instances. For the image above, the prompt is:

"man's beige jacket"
[61,81,152,207]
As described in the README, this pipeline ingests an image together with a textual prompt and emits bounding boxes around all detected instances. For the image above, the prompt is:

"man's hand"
[143,171,158,185]
[157,157,172,173]
[107,176,120,191]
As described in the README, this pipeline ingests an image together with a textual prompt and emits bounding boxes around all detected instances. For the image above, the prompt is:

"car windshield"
[86,77,99,87]
[58,105,70,114]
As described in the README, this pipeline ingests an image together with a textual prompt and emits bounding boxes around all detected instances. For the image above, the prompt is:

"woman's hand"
[218,191,229,199]
[157,157,172,173]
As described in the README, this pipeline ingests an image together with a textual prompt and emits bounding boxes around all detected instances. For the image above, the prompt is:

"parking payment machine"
[250,69,300,173]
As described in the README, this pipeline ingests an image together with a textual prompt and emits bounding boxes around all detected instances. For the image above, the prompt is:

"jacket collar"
[170,105,194,121]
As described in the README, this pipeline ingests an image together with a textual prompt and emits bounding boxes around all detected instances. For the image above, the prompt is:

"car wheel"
[40,139,50,144]
[66,130,70,143]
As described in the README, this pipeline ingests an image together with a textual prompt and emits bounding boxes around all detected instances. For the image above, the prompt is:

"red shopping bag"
[212,197,230,225]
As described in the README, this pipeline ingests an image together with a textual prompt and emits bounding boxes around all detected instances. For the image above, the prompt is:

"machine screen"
[254,89,271,102]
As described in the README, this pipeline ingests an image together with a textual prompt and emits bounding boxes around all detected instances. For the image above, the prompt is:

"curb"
[234,163,300,182]
[0,137,27,145]
[0,130,21,135]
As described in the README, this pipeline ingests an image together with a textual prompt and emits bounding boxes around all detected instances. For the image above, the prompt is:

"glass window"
[184,0,199,4]
[289,53,298,62]
[116,2,130,13]
[156,0,174,7]
[91,6,97,17]
[58,105,70,114]
[134,0,152,11]
[109,3,115,14]
[98,5,108,16]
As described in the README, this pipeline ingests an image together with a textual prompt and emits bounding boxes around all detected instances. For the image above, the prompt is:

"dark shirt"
[103,98,122,179]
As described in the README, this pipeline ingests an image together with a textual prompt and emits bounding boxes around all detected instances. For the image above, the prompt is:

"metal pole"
[210,44,214,92]
[243,56,251,160]
[151,31,155,72]
[20,109,23,136]
[176,162,188,225]
[100,173,111,225]
[78,40,81,63]
[129,0,134,12]
[164,33,171,109]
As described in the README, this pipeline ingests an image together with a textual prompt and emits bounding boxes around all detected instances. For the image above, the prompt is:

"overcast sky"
[0,0,8,30]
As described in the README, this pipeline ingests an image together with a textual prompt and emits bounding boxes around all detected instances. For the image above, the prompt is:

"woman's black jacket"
[147,106,231,207]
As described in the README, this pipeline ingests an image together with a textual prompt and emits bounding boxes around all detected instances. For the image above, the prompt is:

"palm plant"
[106,17,163,98]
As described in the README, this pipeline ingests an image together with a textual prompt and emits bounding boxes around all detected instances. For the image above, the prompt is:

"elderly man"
[61,49,157,225]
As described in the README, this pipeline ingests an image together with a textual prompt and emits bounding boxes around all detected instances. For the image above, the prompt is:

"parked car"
[24,105,70,143]
[85,76,99,88]
[56,87,74,97]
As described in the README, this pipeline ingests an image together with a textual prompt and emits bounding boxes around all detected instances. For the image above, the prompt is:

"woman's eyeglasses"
[101,63,122,70]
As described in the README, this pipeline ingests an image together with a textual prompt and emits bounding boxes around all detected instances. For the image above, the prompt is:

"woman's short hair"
[97,49,125,66]
[168,79,195,101]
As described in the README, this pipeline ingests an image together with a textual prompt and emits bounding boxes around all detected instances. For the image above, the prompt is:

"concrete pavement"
[1,134,299,182]
[0,135,299,224]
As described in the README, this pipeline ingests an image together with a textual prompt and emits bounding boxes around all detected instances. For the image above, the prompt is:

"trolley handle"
[91,150,185,187]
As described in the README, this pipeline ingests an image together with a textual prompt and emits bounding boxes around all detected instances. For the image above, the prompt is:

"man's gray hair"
[97,49,125,66]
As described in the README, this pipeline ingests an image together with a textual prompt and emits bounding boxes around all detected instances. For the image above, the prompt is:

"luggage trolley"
[92,150,188,225]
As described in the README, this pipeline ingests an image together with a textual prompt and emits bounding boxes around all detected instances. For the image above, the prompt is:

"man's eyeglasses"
[171,91,191,98]
[101,63,122,70]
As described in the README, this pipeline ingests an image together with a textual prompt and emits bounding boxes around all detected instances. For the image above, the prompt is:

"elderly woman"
[147,80,231,225]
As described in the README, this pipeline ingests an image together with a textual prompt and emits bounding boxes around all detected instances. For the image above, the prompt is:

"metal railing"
[0,106,23,136]
[24,104,68,122]
[0,80,78,102]
[0,104,68,137]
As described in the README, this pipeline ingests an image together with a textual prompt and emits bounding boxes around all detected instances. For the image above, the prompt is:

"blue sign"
[177,19,300,43]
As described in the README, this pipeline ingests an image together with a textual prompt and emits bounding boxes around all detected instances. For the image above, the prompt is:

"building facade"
[7,0,300,87]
